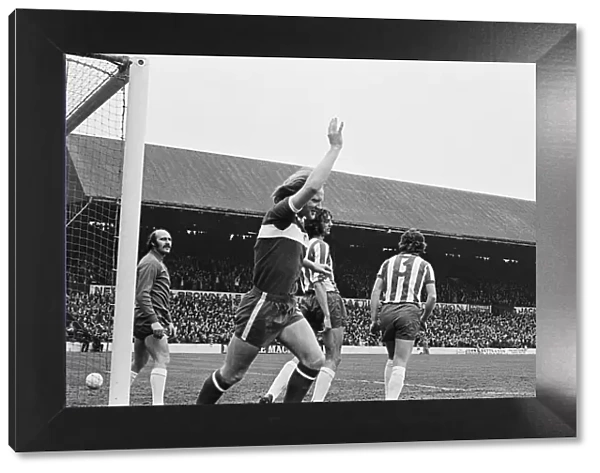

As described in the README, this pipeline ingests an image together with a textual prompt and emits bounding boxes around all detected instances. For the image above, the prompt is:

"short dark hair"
[146,228,169,252]
[304,208,333,239]
[398,228,427,255]
[271,168,312,203]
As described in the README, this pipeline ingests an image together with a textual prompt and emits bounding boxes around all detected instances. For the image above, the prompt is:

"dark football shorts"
[133,309,172,341]
[300,292,347,332]
[234,286,304,348]
[380,303,423,342]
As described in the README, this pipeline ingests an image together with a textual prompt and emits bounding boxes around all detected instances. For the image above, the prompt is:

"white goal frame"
[108,57,150,406]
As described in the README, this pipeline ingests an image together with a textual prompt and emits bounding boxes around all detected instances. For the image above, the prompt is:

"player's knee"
[325,346,342,367]
[393,351,410,366]
[155,352,170,367]
[326,353,341,369]
[219,361,247,385]
[220,368,245,386]
[303,352,325,371]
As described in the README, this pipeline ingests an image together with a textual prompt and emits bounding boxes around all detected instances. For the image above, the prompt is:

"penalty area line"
[245,371,529,397]
[340,377,525,396]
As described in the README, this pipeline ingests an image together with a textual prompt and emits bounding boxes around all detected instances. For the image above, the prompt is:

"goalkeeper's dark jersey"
[134,251,172,325]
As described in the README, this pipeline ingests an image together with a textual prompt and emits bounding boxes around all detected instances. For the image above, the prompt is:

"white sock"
[384,360,393,398]
[311,367,336,402]
[268,359,298,401]
[130,371,138,385]
[150,367,167,405]
[386,366,406,400]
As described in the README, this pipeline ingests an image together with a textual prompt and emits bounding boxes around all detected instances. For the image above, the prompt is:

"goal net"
[66,54,130,407]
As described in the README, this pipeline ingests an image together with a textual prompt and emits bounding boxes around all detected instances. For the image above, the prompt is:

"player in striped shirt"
[195,118,344,404]
[259,208,346,403]
[370,229,437,400]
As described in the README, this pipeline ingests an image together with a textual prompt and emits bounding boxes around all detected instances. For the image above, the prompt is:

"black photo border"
[9,9,577,452]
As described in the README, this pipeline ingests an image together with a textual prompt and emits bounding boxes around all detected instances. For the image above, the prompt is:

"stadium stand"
[67,253,535,305]
[66,137,536,352]
[66,279,536,349]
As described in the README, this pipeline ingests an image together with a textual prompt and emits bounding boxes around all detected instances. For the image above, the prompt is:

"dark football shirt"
[134,251,171,324]
[253,196,309,296]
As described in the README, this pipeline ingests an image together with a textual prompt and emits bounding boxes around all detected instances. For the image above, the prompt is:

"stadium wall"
[65,342,535,355]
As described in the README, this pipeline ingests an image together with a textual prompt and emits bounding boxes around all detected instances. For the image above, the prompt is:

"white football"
[85,372,103,390]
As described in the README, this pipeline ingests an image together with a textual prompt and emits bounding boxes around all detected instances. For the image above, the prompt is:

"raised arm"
[290,118,344,211]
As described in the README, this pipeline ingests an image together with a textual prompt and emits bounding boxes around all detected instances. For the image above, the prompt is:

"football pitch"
[67,352,536,407]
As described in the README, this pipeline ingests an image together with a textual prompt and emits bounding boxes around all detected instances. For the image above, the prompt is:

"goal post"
[109,57,151,406]
[65,52,150,407]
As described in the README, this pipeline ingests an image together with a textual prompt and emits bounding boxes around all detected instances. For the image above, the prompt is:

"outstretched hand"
[327,118,344,148]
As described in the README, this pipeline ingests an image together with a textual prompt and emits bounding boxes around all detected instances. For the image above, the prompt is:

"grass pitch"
[67,352,535,407]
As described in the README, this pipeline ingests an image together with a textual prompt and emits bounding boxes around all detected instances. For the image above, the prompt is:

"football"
[85,372,103,390]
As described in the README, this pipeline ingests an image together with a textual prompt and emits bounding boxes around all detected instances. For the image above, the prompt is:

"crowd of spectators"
[67,258,114,287]
[167,255,253,293]
[437,279,534,307]
[421,305,536,348]
[169,291,240,344]
[66,291,113,351]
[67,253,535,306]
[66,290,536,350]
[65,246,536,350]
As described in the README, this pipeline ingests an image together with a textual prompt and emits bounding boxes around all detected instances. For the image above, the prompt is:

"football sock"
[384,360,393,398]
[196,370,232,405]
[386,366,406,400]
[150,368,167,405]
[311,367,336,402]
[267,359,298,401]
[130,370,139,386]
[283,363,320,403]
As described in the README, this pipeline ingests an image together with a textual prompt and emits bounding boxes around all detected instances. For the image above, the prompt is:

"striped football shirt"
[301,238,338,293]
[376,253,435,304]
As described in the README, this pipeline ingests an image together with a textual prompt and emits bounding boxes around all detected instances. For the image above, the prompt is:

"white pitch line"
[247,371,526,396]
[116,368,526,397]
[408,383,483,392]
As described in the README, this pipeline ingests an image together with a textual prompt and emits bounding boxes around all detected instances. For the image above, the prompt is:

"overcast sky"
[81,55,536,201]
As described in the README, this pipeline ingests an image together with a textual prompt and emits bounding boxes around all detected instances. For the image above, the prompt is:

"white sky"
[87,55,536,201]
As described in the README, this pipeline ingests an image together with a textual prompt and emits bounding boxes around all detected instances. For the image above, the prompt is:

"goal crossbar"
[66,58,130,136]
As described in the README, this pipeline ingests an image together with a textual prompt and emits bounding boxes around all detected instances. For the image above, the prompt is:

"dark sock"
[283,363,320,403]
[196,370,232,405]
